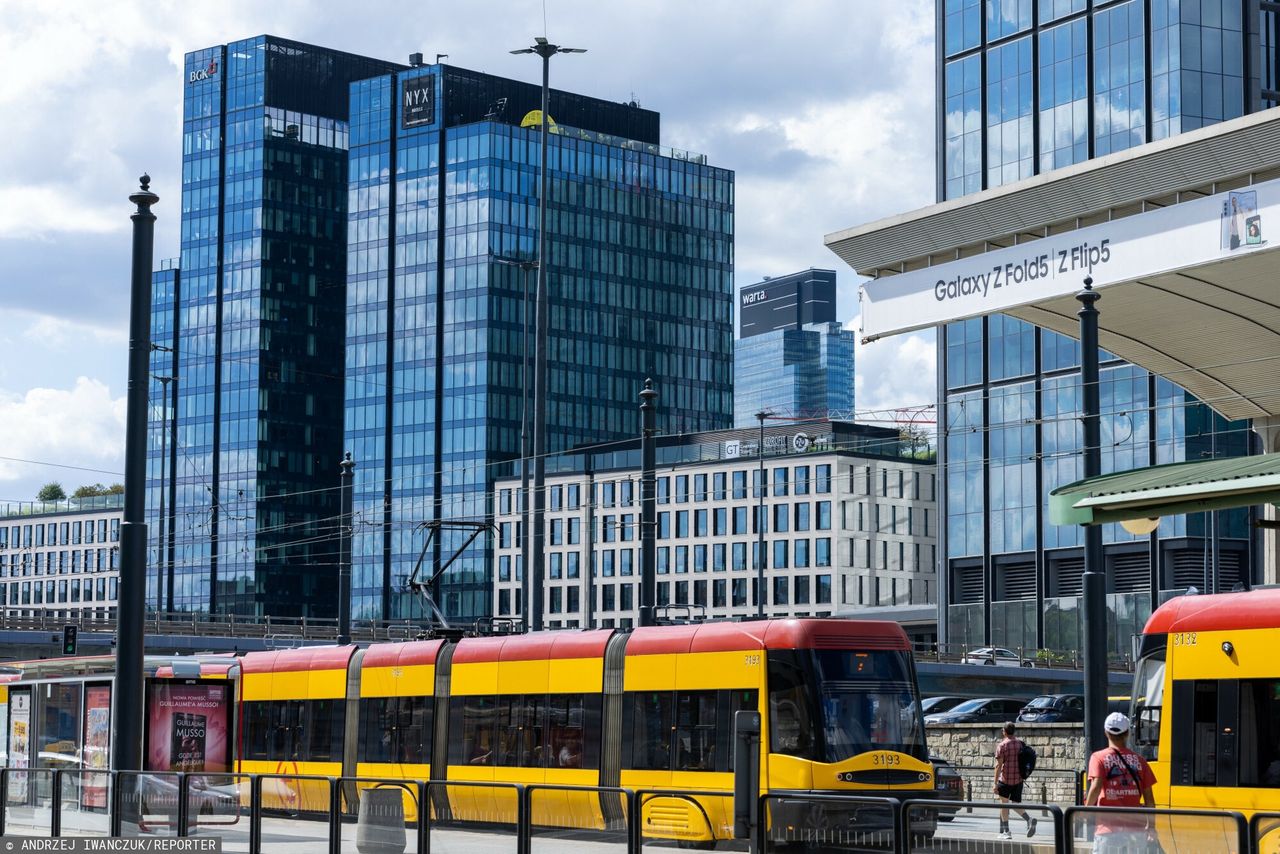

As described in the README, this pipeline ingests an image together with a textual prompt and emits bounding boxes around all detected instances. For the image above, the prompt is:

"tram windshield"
[768,649,927,763]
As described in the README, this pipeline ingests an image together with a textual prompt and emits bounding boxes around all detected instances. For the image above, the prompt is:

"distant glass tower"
[733,269,853,426]
[934,1,1272,648]
[345,64,735,622]
[149,37,402,617]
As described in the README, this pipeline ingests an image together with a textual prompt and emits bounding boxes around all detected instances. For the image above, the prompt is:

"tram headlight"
[1222,641,1234,657]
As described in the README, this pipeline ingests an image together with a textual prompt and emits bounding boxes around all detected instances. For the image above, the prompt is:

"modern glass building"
[733,270,853,427]
[935,1,1272,650]
[148,37,403,617]
[345,64,734,623]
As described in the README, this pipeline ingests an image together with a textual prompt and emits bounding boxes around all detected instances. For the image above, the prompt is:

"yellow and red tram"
[235,618,936,845]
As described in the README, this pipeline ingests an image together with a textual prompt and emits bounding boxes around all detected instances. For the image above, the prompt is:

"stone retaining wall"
[926,722,1086,806]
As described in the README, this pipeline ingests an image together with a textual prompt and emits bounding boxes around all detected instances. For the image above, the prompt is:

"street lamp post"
[755,411,771,618]
[114,175,158,774]
[1077,277,1108,754]
[510,36,585,633]
[338,453,355,645]
[639,380,658,627]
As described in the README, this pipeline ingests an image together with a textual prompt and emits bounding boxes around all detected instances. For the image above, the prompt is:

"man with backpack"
[993,721,1038,839]
[1085,712,1157,852]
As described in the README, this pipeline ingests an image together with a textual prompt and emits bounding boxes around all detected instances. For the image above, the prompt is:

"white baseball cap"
[1104,712,1130,735]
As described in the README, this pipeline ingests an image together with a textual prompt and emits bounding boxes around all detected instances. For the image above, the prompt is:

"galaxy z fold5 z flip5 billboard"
[857,178,1274,341]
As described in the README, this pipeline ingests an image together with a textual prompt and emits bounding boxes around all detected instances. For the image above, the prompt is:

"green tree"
[73,483,125,498]
[36,482,67,502]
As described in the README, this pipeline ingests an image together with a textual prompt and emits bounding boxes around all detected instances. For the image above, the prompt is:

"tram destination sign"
[858,173,1280,340]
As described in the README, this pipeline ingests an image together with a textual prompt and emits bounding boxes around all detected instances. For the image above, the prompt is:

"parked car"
[962,647,1032,667]
[1017,693,1085,723]
[921,696,968,715]
[925,697,1028,725]
[931,756,964,821]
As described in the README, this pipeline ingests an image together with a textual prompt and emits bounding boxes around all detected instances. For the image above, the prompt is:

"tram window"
[548,694,601,769]
[627,691,674,770]
[1240,680,1280,787]
[675,691,718,771]
[242,699,344,762]
[1189,681,1218,786]
[358,696,432,765]
[307,700,346,762]
[1132,650,1165,761]
[449,696,497,766]
[768,653,816,760]
[723,690,761,773]
[510,695,547,767]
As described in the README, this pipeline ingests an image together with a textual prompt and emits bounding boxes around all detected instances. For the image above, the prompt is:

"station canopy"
[825,110,1280,423]
[1048,453,1280,529]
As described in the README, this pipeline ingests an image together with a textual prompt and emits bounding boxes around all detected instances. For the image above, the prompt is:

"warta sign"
[858,176,1278,341]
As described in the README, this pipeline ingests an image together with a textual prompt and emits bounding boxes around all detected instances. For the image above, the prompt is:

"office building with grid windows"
[0,497,123,619]
[491,422,936,631]
[733,269,854,427]
[345,64,734,624]
[147,37,403,617]
[934,1,1272,650]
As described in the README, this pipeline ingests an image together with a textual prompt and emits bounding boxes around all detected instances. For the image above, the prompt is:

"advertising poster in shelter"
[8,690,30,802]
[145,681,231,773]
[82,684,111,808]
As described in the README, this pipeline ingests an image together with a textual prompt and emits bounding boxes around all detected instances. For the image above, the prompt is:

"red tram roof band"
[1144,588,1280,635]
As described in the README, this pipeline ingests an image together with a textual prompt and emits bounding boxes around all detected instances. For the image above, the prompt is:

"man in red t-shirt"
[1085,712,1157,853]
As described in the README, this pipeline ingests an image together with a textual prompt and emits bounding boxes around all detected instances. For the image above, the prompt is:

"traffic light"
[62,625,78,656]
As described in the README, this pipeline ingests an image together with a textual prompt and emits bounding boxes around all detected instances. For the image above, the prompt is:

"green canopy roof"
[1049,453,1280,527]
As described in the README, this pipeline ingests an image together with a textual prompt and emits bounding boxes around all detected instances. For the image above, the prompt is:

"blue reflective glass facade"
[935,0,1270,651]
[146,264,180,612]
[941,316,1253,652]
[346,66,734,623]
[938,0,1265,199]
[733,322,854,427]
[147,37,402,617]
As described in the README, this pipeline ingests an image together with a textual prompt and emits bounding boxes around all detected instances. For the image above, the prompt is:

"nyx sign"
[188,59,218,84]
[402,75,436,127]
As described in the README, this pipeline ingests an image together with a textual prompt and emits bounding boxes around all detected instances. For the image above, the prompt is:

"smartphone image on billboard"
[171,712,207,772]
[1247,214,1263,245]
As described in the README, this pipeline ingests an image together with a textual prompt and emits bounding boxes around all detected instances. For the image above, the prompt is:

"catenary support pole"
[1078,276,1108,754]
[639,379,658,627]
[530,47,552,634]
[756,411,770,617]
[338,452,355,645]
[511,36,584,633]
[113,175,157,773]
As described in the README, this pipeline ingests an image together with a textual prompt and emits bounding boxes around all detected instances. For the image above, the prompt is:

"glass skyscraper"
[935,1,1271,649]
[733,270,853,427]
[345,64,734,623]
[147,37,402,617]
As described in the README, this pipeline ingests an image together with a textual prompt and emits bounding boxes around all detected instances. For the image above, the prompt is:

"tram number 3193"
[872,753,901,767]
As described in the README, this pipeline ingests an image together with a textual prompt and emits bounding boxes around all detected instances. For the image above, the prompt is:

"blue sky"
[0,0,938,501]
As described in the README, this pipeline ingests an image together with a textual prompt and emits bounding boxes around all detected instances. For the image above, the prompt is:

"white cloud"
[0,186,124,240]
[20,314,127,347]
[0,379,126,498]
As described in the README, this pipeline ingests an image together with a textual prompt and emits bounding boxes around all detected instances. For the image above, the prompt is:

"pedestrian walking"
[993,721,1037,840]
[1085,712,1157,853]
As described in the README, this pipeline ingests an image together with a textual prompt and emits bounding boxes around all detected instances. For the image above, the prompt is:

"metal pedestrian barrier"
[758,792,900,852]
[1065,805,1248,854]
[4,768,1280,854]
